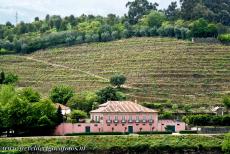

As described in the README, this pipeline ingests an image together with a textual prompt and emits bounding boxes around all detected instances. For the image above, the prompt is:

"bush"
[101,32,111,42]
[218,34,230,43]
[223,96,230,109]
[3,72,18,84]
[111,31,120,40]
[142,102,162,109]
[110,74,126,88]
[137,131,172,135]
[65,132,129,136]
[222,133,230,153]
[159,111,173,119]
[85,34,93,43]
[184,115,230,126]
[179,130,198,134]
[148,27,158,36]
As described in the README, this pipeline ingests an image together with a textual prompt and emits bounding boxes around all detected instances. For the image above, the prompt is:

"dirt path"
[24,56,109,82]
[23,56,138,90]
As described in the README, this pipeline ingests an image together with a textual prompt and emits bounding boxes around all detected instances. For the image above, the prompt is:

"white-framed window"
[149,115,153,120]
[129,115,132,120]
[95,116,98,122]
[122,115,126,120]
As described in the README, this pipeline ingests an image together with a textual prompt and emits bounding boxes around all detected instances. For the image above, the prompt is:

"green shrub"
[142,102,162,109]
[179,130,198,134]
[3,73,18,84]
[65,132,129,136]
[218,34,230,43]
[184,115,230,126]
[137,131,172,135]
[222,133,230,153]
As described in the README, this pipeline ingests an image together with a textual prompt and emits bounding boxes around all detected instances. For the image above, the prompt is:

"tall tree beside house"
[70,110,87,123]
[49,84,74,105]
[67,91,99,113]
[19,87,41,103]
[56,106,63,124]
[96,86,126,103]
[110,74,127,88]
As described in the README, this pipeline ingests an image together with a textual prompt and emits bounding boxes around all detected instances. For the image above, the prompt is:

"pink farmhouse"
[54,101,185,135]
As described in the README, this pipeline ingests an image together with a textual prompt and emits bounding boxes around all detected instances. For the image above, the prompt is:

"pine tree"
[56,106,63,124]
[0,71,5,84]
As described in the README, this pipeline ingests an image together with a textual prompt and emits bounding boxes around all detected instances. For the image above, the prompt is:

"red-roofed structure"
[54,101,185,135]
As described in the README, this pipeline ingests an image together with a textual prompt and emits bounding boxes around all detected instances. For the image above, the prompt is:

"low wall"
[192,37,221,44]
[54,123,102,135]
[55,120,186,135]
[200,127,230,134]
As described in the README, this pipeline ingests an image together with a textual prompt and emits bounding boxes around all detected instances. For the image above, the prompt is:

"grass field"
[0,37,229,108]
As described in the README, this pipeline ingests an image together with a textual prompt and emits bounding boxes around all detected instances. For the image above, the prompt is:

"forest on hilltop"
[0,0,230,54]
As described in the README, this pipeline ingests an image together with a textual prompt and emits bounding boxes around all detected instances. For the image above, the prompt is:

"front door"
[165,125,175,132]
[128,126,133,133]
[85,126,91,133]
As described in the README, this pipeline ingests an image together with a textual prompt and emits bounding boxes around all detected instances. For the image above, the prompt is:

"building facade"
[54,101,185,135]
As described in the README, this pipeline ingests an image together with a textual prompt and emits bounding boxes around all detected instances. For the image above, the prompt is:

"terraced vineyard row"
[0,37,229,106]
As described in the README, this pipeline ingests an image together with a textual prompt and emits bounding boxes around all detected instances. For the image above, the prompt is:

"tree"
[96,86,126,103]
[3,73,18,84]
[110,74,127,88]
[180,0,201,20]
[189,18,209,37]
[67,92,98,113]
[49,84,74,104]
[19,87,41,103]
[126,0,158,24]
[56,106,63,124]
[0,71,5,84]
[34,17,40,22]
[0,85,16,106]
[140,11,166,28]
[70,110,87,123]
[6,97,31,132]
[223,96,230,110]
[38,115,54,128]
[165,1,180,21]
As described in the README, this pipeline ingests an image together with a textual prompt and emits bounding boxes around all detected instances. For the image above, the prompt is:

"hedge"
[218,34,230,43]
[137,131,172,135]
[179,130,198,134]
[65,132,129,136]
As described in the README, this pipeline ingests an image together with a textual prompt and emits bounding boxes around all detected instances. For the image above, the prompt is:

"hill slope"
[0,37,230,106]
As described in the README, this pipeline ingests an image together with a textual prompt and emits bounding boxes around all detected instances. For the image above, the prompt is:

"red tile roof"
[90,101,158,113]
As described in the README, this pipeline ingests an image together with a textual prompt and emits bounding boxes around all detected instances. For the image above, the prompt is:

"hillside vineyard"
[0,37,229,106]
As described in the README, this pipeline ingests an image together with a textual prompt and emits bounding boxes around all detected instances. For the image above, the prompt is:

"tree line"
[0,0,229,54]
